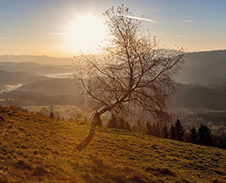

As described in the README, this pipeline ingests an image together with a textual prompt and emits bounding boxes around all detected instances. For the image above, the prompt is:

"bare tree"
[72,5,184,152]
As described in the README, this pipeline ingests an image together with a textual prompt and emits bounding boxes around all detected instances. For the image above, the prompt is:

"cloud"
[181,20,193,23]
[123,15,157,23]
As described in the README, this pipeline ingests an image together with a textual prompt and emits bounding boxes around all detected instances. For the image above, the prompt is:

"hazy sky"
[0,0,226,57]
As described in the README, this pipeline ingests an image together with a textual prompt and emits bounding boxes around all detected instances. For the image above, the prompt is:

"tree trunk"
[76,112,101,152]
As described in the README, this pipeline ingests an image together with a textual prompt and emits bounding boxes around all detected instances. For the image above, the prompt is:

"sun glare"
[66,15,107,54]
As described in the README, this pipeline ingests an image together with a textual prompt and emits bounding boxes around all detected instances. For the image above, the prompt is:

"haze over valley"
[1,50,226,131]
[1,50,226,109]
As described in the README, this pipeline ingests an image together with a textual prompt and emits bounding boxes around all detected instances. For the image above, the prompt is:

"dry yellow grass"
[0,105,226,182]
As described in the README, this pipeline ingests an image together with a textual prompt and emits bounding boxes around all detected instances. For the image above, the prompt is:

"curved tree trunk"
[76,112,101,152]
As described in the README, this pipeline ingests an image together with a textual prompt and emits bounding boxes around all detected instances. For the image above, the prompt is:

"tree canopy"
[73,5,184,152]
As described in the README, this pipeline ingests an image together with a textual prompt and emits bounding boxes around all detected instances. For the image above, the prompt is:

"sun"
[66,15,107,54]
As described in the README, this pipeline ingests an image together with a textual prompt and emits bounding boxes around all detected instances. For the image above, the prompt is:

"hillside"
[1,51,226,111]
[16,78,81,95]
[0,78,83,106]
[0,55,71,65]
[0,62,71,77]
[1,50,226,85]
[0,105,226,183]
[0,70,47,93]
[177,50,226,85]
[3,80,226,111]
[170,84,226,112]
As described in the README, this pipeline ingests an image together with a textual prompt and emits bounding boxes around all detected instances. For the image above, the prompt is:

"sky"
[0,0,226,57]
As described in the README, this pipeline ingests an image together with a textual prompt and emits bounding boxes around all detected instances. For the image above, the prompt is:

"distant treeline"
[5,104,226,150]
[104,115,226,150]
[145,120,226,149]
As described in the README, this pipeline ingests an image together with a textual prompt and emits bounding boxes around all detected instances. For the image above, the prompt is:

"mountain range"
[1,50,226,85]
[1,50,226,111]
[0,55,71,65]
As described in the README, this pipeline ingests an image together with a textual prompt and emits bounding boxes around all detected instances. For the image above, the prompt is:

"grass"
[0,105,226,183]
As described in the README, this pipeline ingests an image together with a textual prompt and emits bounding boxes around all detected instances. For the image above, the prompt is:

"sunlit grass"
[0,105,226,182]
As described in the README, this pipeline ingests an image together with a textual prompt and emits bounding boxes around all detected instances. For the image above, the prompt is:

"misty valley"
[1,51,226,135]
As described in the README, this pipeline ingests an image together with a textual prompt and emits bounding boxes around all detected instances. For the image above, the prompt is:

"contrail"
[123,15,157,23]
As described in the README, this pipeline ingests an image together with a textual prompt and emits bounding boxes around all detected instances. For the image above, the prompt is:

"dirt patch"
[15,160,31,169]
[130,175,145,183]
[159,168,175,176]
[145,166,176,177]
[33,166,49,176]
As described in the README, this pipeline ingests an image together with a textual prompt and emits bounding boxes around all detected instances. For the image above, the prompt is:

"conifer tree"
[189,126,197,144]
[222,135,226,149]
[198,124,212,146]
[163,125,169,139]
[170,124,176,140]
[175,119,185,141]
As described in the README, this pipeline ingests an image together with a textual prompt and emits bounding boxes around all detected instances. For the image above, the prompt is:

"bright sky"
[0,0,226,57]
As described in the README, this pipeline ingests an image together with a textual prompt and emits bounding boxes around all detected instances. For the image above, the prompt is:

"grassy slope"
[0,106,226,183]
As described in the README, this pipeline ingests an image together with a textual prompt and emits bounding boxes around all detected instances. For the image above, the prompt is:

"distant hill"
[1,50,226,85]
[0,55,71,65]
[0,62,72,76]
[177,50,226,85]
[0,78,83,106]
[0,105,226,182]
[170,84,226,112]
[1,50,226,111]
[0,70,47,93]
[3,78,226,111]
[16,78,80,95]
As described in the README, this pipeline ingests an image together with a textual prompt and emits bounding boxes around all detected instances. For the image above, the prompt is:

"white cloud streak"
[123,15,157,23]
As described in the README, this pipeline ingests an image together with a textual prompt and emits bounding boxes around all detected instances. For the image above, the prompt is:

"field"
[24,105,85,120]
[0,105,226,183]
